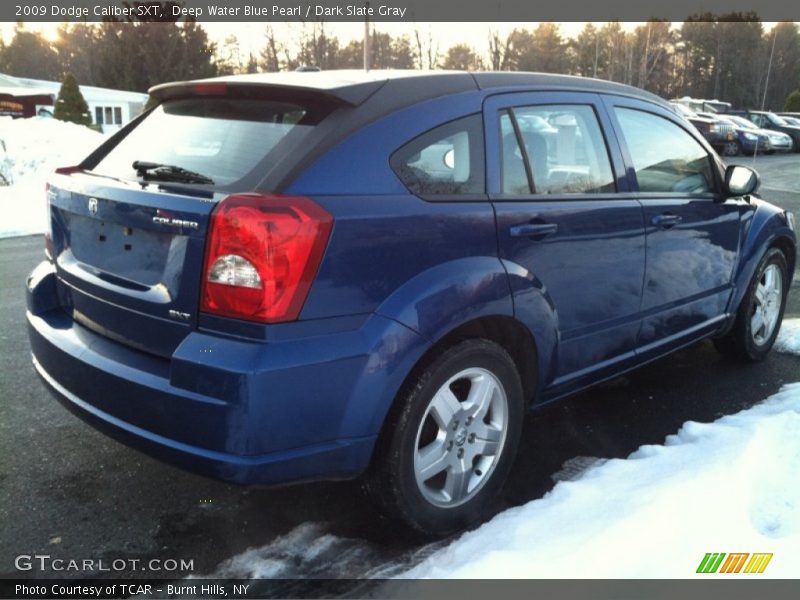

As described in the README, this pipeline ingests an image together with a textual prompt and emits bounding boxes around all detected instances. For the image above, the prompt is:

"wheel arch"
[410,315,539,404]
[362,314,539,472]
[771,235,797,281]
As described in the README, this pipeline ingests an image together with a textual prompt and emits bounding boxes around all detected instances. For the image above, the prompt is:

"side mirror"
[725,165,759,197]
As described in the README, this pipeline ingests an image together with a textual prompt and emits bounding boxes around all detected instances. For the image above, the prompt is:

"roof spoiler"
[148,78,386,107]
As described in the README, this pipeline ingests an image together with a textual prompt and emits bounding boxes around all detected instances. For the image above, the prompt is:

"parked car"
[671,96,732,115]
[725,115,794,154]
[698,112,768,156]
[778,115,800,128]
[732,110,800,152]
[27,71,796,535]
[670,102,736,153]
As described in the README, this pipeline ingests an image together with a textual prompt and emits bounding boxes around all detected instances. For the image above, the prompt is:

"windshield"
[93,97,320,186]
[728,116,757,130]
[671,103,697,118]
[768,113,789,126]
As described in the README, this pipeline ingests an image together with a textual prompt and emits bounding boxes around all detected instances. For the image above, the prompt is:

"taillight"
[192,83,227,95]
[44,183,53,260]
[201,194,333,323]
[55,166,82,176]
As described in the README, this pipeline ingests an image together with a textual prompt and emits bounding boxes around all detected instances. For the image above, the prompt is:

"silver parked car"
[726,115,793,154]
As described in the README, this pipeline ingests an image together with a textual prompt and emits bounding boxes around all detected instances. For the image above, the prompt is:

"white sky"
[0,21,645,56]
[0,21,787,62]
[203,21,635,55]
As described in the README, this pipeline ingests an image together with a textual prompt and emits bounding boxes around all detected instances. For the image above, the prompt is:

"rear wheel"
[364,339,524,536]
[714,248,788,361]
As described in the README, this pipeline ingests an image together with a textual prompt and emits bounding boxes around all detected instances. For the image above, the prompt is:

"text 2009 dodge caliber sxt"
[27,71,796,535]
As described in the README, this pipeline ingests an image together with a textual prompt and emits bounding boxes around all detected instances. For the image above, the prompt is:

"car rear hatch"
[48,174,215,358]
[46,78,371,358]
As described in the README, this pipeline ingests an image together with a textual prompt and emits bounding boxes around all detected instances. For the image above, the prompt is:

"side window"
[614,107,714,194]
[500,104,615,195]
[391,114,484,197]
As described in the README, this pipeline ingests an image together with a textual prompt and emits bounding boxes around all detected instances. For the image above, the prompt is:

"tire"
[714,248,788,362]
[363,339,525,536]
[722,140,741,157]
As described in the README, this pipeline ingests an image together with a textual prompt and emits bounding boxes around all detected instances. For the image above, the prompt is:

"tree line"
[1,17,798,111]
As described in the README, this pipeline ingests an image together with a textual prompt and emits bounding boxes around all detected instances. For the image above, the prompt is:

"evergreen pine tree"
[785,90,800,112]
[53,73,91,126]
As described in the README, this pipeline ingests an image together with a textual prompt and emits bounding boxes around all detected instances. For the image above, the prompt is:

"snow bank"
[0,117,104,238]
[776,318,800,356]
[403,383,800,578]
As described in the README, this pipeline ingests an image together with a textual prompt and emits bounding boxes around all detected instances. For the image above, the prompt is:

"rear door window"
[391,114,485,198]
[93,98,324,186]
[500,105,616,195]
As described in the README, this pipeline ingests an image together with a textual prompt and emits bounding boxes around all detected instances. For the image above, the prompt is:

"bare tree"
[261,25,282,72]
[487,28,513,71]
[414,26,440,69]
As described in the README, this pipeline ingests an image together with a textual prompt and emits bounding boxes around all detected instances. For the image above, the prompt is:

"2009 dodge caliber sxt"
[27,71,796,534]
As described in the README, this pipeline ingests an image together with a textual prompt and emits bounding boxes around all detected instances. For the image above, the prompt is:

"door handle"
[651,213,683,229]
[510,223,559,239]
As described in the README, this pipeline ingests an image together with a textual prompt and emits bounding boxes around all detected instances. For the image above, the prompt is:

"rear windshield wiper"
[132,161,214,185]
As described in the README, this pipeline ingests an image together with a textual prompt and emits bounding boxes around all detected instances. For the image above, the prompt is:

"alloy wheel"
[413,367,509,508]
[751,263,783,346]
[723,141,740,156]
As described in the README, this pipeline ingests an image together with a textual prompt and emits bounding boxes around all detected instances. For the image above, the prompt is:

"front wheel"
[722,140,741,157]
[714,248,788,361]
[364,339,525,536]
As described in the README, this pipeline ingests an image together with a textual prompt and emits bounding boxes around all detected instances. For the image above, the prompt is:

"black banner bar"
[2,579,800,600]
[3,0,800,23]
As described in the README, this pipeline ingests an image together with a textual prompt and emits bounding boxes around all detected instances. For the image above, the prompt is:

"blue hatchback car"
[27,71,796,534]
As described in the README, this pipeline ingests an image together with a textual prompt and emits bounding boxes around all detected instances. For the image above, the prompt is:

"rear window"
[92,97,323,186]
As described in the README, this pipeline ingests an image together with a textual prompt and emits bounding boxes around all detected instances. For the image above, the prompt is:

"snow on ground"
[0,117,104,238]
[207,379,800,581]
[204,521,444,580]
[208,523,385,579]
[776,318,800,356]
[402,382,800,579]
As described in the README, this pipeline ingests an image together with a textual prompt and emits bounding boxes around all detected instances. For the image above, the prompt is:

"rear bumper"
[27,262,424,485]
[30,352,374,485]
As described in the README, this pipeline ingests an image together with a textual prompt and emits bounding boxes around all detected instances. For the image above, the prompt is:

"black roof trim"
[472,72,667,105]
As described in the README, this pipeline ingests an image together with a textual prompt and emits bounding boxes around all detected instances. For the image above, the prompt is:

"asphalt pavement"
[1,153,799,581]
